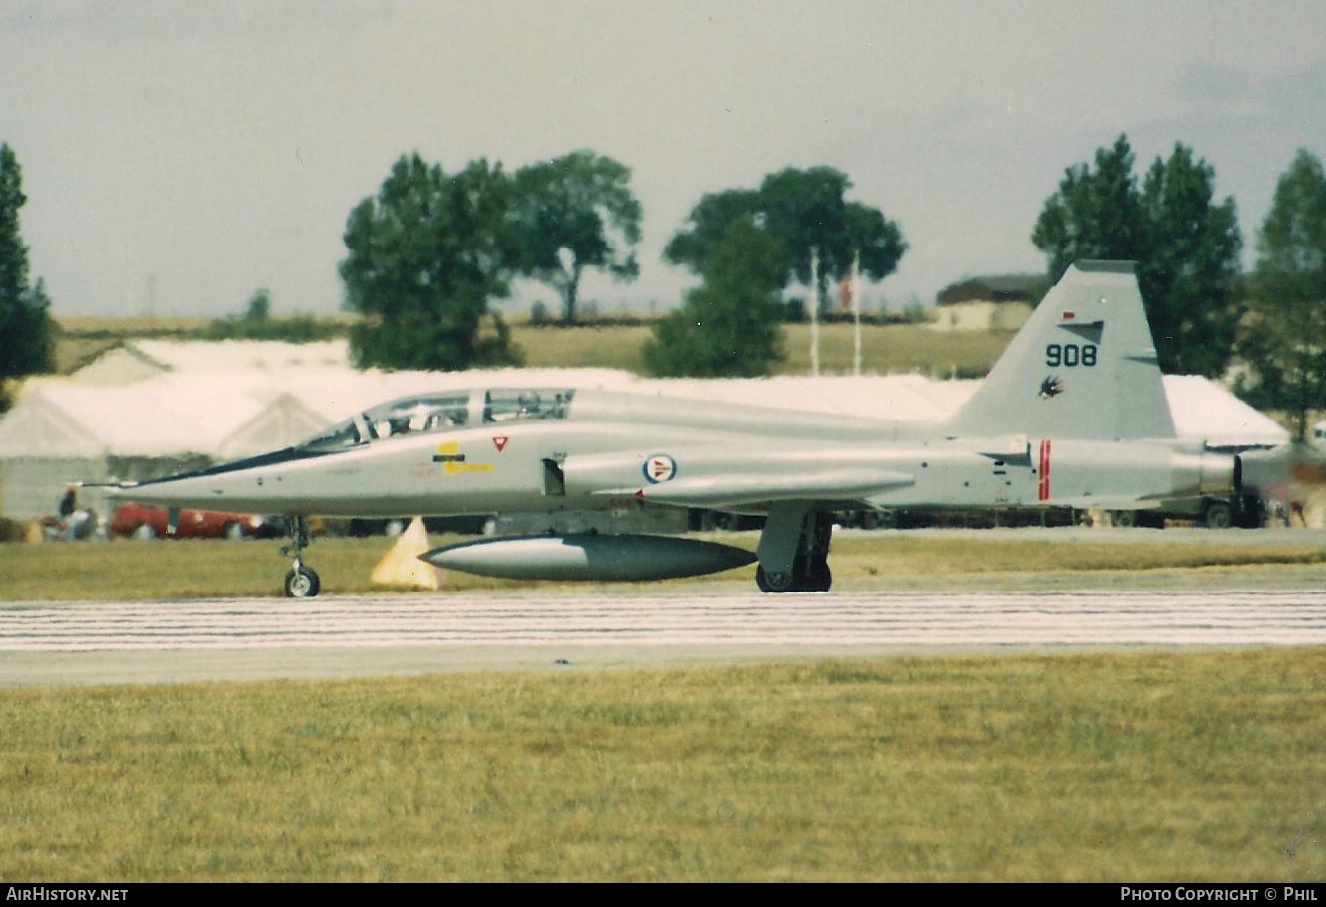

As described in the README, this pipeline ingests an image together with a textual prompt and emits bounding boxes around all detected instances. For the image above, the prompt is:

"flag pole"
[809,247,820,377]
[852,251,862,377]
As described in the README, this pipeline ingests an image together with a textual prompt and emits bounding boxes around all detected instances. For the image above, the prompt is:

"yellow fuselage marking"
[435,442,495,475]
[444,462,495,476]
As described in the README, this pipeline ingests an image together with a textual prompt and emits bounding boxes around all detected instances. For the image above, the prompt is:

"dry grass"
[52,314,1011,379]
[511,323,657,372]
[826,534,1326,578]
[0,651,1321,881]
[510,321,1011,377]
[54,315,212,337]
[5,533,1326,601]
[777,323,1012,377]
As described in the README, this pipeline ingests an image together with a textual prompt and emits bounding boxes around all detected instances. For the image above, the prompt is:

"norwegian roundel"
[643,453,678,484]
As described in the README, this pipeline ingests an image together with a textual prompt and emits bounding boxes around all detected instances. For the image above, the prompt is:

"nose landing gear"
[280,516,321,598]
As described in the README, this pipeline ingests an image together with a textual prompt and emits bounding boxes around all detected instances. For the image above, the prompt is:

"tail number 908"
[1046,343,1097,368]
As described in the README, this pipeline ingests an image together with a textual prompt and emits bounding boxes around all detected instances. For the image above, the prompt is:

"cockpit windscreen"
[296,389,574,452]
[298,394,470,452]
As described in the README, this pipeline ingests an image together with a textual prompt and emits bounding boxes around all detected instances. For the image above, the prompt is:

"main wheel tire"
[756,566,794,593]
[808,561,833,592]
[284,565,321,598]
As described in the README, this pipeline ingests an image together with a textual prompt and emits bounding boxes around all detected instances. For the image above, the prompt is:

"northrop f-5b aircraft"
[111,261,1240,596]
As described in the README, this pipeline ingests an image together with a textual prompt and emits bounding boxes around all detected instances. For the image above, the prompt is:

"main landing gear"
[755,503,833,593]
[280,516,321,598]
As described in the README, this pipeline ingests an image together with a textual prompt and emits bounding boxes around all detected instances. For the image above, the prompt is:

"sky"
[2,0,1325,318]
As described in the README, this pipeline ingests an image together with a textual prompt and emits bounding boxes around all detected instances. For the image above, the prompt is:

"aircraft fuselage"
[119,412,1232,519]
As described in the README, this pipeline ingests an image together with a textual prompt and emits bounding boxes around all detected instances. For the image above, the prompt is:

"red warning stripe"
[1038,438,1052,502]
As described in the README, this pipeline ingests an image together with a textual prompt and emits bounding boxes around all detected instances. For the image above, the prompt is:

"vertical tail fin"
[944,260,1176,441]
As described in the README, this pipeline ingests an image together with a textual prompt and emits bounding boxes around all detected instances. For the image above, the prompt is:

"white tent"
[70,339,353,386]
[215,392,331,460]
[0,376,275,519]
[635,373,953,423]
[1161,375,1288,448]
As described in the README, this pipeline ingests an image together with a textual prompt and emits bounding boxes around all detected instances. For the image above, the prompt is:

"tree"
[243,288,271,322]
[1233,149,1326,439]
[1031,135,1145,275]
[203,288,340,343]
[510,151,642,324]
[0,143,54,403]
[1031,135,1243,376]
[1138,146,1245,376]
[662,188,763,276]
[340,154,521,370]
[643,219,786,377]
[665,167,905,314]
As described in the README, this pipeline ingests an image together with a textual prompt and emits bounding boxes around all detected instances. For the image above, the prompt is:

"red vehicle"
[111,503,283,540]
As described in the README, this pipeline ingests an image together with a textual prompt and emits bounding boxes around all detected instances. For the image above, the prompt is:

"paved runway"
[2,589,1324,686]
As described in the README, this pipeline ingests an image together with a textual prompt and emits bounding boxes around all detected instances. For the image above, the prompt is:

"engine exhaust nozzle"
[1171,451,1240,498]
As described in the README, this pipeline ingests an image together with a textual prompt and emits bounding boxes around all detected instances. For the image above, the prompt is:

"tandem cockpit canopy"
[481,388,575,423]
[296,388,577,453]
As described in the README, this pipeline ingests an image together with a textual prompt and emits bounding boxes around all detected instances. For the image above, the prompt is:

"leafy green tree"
[1139,146,1245,377]
[643,219,786,377]
[0,143,54,403]
[665,167,905,314]
[511,151,642,324]
[1031,135,1145,273]
[1233,149,1326,439]
[1032,135,1243,376]
[661,189,762,276]
[340,154,521,370]
[760,167,907,312]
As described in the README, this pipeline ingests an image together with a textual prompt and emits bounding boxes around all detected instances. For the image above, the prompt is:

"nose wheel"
[280,516,321,598]
[284,561,321,598]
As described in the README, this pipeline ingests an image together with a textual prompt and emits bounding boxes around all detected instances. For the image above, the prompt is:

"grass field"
[53,315,1012,378]
[56,315,213,336]
[4,534,1325,881]
[8,532,1326,601]
[509,322,1011,377]
[0,651,1321,881]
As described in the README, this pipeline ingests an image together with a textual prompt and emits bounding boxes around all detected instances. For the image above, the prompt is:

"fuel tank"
[420,534,757,582]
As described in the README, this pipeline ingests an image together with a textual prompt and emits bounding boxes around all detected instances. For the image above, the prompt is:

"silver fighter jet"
[112,261,1240,596]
